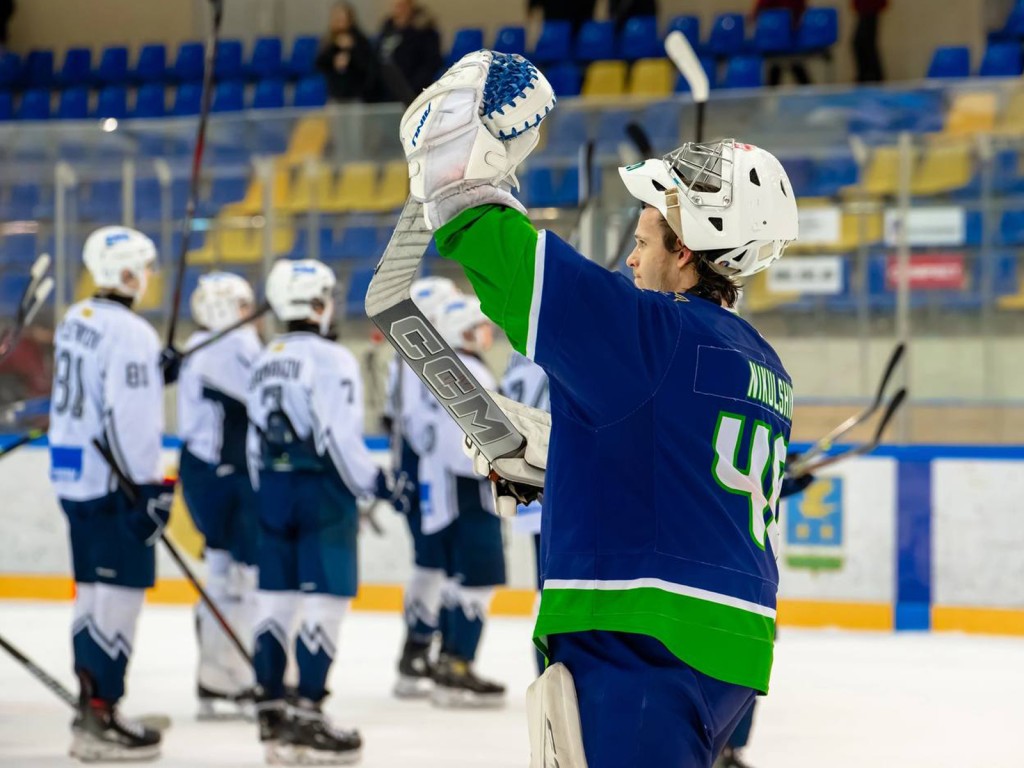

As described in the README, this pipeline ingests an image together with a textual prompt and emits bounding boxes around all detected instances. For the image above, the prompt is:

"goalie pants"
[547,630,756,768]
[179,448,258,565]
[61,493,154,704]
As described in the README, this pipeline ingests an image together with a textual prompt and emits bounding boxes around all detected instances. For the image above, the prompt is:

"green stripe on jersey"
[534,585,777,693]
[435,205,539,356]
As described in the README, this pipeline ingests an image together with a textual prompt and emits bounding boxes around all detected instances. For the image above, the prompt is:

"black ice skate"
[430,654,506,709]
[392,638,435,699]
[197,683,256,721]
[257,698,290,763]
[69,698,161,763]
[279,698,362,765]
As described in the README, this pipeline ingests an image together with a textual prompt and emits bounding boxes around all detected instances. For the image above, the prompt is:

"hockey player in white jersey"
[177,271,262,719]
[247,259,407,765]
[48,226,174,762]
[383,276,462,698]
[414,296,507,707]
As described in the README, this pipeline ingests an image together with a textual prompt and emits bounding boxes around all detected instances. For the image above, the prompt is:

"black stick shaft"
[91,439,256,672]
[180,302,270,360]
[166,0,225,348]
[695,101,706,143]
[0,633,77,708]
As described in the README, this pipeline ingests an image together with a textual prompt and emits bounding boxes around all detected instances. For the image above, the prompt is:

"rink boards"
[1,436,1023,636]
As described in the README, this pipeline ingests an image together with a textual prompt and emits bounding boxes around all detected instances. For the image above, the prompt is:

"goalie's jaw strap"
[664,189,685,243]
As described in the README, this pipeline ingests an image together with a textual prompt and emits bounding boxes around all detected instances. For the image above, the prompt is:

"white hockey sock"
[197,550,255,694]
[404,566,444,641]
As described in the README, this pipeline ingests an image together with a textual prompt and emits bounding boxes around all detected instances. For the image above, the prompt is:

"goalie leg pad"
[527,662,589,768]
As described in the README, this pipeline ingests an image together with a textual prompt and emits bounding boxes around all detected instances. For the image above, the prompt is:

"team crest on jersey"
[784,477,844,571]
[272,343,285,352]
[81,308,93,318]
[672,292,689,302]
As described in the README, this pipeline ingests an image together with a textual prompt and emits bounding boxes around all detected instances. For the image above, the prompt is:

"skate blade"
[430,687,506,710]
[392,675,433,700]
[137,714,171,732]
[197,700,255,722]
[265,743,361,766]
[70,733,161,763]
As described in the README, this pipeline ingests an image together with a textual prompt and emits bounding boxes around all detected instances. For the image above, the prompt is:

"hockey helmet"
[190,271,255,331]
[82,226,157,301]
[265,259,336,334]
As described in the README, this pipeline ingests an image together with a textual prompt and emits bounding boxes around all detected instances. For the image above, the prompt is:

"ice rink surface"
[1,602,1022,767]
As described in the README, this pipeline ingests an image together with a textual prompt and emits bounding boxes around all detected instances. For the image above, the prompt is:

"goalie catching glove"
[464,392,550,518]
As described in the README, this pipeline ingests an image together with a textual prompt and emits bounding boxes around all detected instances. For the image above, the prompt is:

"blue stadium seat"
[543,62,582,97]
[172,42,205,82]
[133,83,166,118]
[494,26,526,56]
[23,50,55,89]
[17,89,51,120]
[980,42,1023,76]
[286,36,319,79]
[212,80,245,112]
[538,109,588,155]
[252,78,285,110]
[57,87,90,119]
[0,92,12,120]
[209,175,248,208]
[1004,1,1024,36]
[707,14,746,57]
[345,267,375,316]
[328,226,380,260]
[94,86,128,119]
[96,46,129,86]
[640,100,681,147]
[1000,210,1024,245]
[172,82,203,115]
[722,55,764,89]
[796,8,838,52]
[289,228,334,260]
[667,15,701,49]
[215,39,244,81]
[619,16,660,60]
[595,108,634,154]
[807,155,858,196]
[675,56,717,91]
[0,52,20,90]
[0,233,40,267]
[575,21,616,62]
[753,9,794,54]
[294,75,327,108]
[248,37,283,80]
[1,184,41,219]
[133,44,167,83]
[531,21,572,65]
[927,46,970,78]
[448,28,484,65]
[57,47,92,88]
[80,179,122,220]
[522,166,559,207]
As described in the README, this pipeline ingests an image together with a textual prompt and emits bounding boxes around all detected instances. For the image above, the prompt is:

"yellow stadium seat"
[628,58,675,98]
[281,164,335,214]
[201,217,294,264]
[744,270,799,312]
[324,163,378,213]
[838,210,884,249]
[231,167,292,215]
[944,92,998,137]
[582,61,628,98]
[995,88,1024,135]
[911,140,973,196]
[364,161,409,212]
[857,146,902,197]
[284,116,329,164]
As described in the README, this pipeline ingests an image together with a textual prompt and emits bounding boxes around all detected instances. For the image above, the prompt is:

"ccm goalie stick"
[664,30,709,143]
[365,199,540,507]
[0,633,171,731]
[788,343,908,477]
[0,254,54,365]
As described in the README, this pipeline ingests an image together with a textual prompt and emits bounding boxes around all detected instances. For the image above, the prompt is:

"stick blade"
[665,31,709,104]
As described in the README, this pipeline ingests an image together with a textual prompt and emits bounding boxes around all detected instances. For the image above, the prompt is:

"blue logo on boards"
[411,103,431,147]
[50,445,84,482]
[784,477,844,571]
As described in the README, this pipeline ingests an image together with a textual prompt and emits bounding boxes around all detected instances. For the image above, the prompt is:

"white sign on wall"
[767,255,845,295]
[884,207,966,247]
[797,206,842,246]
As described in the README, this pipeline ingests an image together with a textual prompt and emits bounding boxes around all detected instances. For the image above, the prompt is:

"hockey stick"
[665,30,709,143]
[0,254,54,364]
[568,139,596,250]
[0,632,172,731]
[365,199,540,506]
[789,342,906,475]
[788,387,908,478]
[165,0,225,351]
[91,439,258,678]
[177,301,271,362]
[604,122,656,269]
[0,427,45,460]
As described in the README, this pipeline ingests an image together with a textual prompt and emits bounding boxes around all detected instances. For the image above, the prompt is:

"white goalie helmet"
[411,276,460,324]
[82,226,157,299]
[436,296,491,352]
[190,271,254,331]
[265,259,336,334]
[618,139,798,277]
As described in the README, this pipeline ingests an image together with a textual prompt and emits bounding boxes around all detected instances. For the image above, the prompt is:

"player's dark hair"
[651,212,740,308]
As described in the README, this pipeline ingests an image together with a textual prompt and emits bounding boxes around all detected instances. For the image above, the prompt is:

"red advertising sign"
[885,254,966,291]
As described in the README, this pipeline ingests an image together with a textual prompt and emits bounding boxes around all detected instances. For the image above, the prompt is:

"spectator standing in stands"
[316,2,386,103]
[377,0,443,102]
[527,0,597,36]
[0,0,14,52]
[753,0,812,85]
[852,0,887,82]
